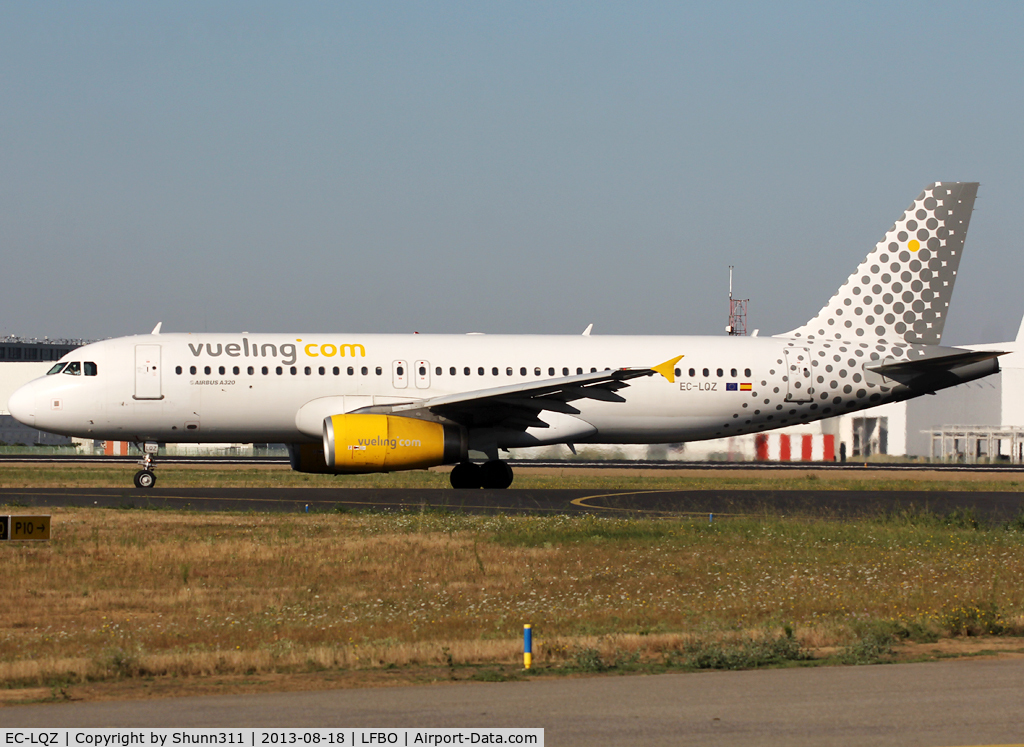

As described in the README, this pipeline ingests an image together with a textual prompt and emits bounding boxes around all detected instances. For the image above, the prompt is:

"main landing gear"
[450,460,514,490]
[133,442,159,489]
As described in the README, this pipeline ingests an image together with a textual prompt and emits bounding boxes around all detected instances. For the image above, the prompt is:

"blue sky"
[1,2,1022,344]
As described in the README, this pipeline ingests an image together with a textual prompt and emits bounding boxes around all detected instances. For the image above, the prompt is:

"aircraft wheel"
[134,469,156,489]
[450,462,482,489]
[480,460,514,490]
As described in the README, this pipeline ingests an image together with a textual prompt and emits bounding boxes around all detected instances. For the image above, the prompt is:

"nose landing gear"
[133,442,159,489]
[449,460,514,489]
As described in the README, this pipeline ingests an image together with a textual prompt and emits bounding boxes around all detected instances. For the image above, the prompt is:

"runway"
[5,453,1024,471]
[5,658,1024,746]
[2,486,1023,521]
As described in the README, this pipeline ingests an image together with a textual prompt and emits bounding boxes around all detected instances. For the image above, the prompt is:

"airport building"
[0,337,83,446]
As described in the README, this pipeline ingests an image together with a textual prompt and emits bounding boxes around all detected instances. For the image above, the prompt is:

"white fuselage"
[6,331,957,450]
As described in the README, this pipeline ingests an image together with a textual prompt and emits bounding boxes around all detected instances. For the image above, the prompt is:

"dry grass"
[3,505,1024,692]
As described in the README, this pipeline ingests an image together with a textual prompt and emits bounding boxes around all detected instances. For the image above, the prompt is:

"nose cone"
[7,383,37,427]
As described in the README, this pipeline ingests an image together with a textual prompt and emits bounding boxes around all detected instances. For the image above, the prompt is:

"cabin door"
[783,348,813,402]
[134,345,163,400]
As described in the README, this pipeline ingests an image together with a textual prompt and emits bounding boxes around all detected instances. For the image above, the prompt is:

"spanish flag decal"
[740,382,752,391]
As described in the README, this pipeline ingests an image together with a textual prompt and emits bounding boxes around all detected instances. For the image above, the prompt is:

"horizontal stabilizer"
[868,349,1005,378]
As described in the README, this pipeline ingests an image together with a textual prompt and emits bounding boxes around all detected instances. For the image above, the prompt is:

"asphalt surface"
[5,454,1024,471]
[5,658,1024,746]
[2,486,1023,521]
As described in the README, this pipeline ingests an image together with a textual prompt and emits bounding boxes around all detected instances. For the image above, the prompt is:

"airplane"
[7,182,1003,489]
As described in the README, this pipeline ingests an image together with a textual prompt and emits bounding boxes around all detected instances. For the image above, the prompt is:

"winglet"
[151,322,162,335]
[651,355,683,383]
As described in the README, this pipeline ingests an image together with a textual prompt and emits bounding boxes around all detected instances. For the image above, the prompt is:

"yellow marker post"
[523,624,532,669]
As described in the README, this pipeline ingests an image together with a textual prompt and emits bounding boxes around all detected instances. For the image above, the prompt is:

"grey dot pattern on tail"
[784,182,978,346]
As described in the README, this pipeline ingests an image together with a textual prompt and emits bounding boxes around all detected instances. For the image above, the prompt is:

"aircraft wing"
[353,356,682,429]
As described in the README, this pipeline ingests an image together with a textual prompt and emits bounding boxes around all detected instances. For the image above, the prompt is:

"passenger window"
[730,368,737,377]
[591,368,597,373]
[507,367,513,376]
[248,366,255,375]
[397,366,404,376]
[549,367,555,376]
[348,367,355,375]
[333,367,339,375]
[175,365,182,375]
[464,367,470,375]
[47,363,67,375]
[674,368,681,377]
[63,362,81,375]
[436,367,442,376]
[521,367,527,376]
[204,366,211,375]
[361,367,368,375]
[450,367,457,376]
[492,367,499,376]
[190,366,197,375]
[478,367,484,375]
[702,368,709,377]
[290,367,297,375]
[716,368,723,377]
[84,361,97,375]
[576,367,583,375]
[744,368,751,377]
[535,367,541,376]
[232,366,240,375]
[304,366,311,375]
[276,367,283,375]
[562,367,569,376]
[689,368,695,377]
[262,366,269,375]
[375,366,382,375]
[318,366,325,375]
[419,366,426,376]
[218,366,226,375]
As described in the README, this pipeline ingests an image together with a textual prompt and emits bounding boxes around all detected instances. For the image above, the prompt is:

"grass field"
[3,492,1024,700]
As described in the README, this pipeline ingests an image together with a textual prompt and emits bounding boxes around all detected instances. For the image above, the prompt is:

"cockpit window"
[63,362,81,376]
[84,362,97,376]
[47,363,67,375]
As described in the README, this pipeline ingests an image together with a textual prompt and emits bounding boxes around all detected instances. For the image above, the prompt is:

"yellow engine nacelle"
[323,414,467,473]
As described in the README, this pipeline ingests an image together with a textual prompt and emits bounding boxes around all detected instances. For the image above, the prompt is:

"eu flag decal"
[726,382,738,391]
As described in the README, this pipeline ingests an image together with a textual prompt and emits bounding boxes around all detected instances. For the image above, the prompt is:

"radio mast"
[726,266,748,336]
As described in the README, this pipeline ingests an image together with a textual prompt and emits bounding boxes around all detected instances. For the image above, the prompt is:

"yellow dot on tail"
[908,240,920,252]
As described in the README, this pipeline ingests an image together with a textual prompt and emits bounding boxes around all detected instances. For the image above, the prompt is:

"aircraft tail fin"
[780,182,978,346]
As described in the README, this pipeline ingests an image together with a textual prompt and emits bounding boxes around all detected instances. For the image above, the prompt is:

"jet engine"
[323,414,467,473]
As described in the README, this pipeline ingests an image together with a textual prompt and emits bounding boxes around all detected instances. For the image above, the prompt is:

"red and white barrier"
[104,440,130,456]
[755,433,835,462]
